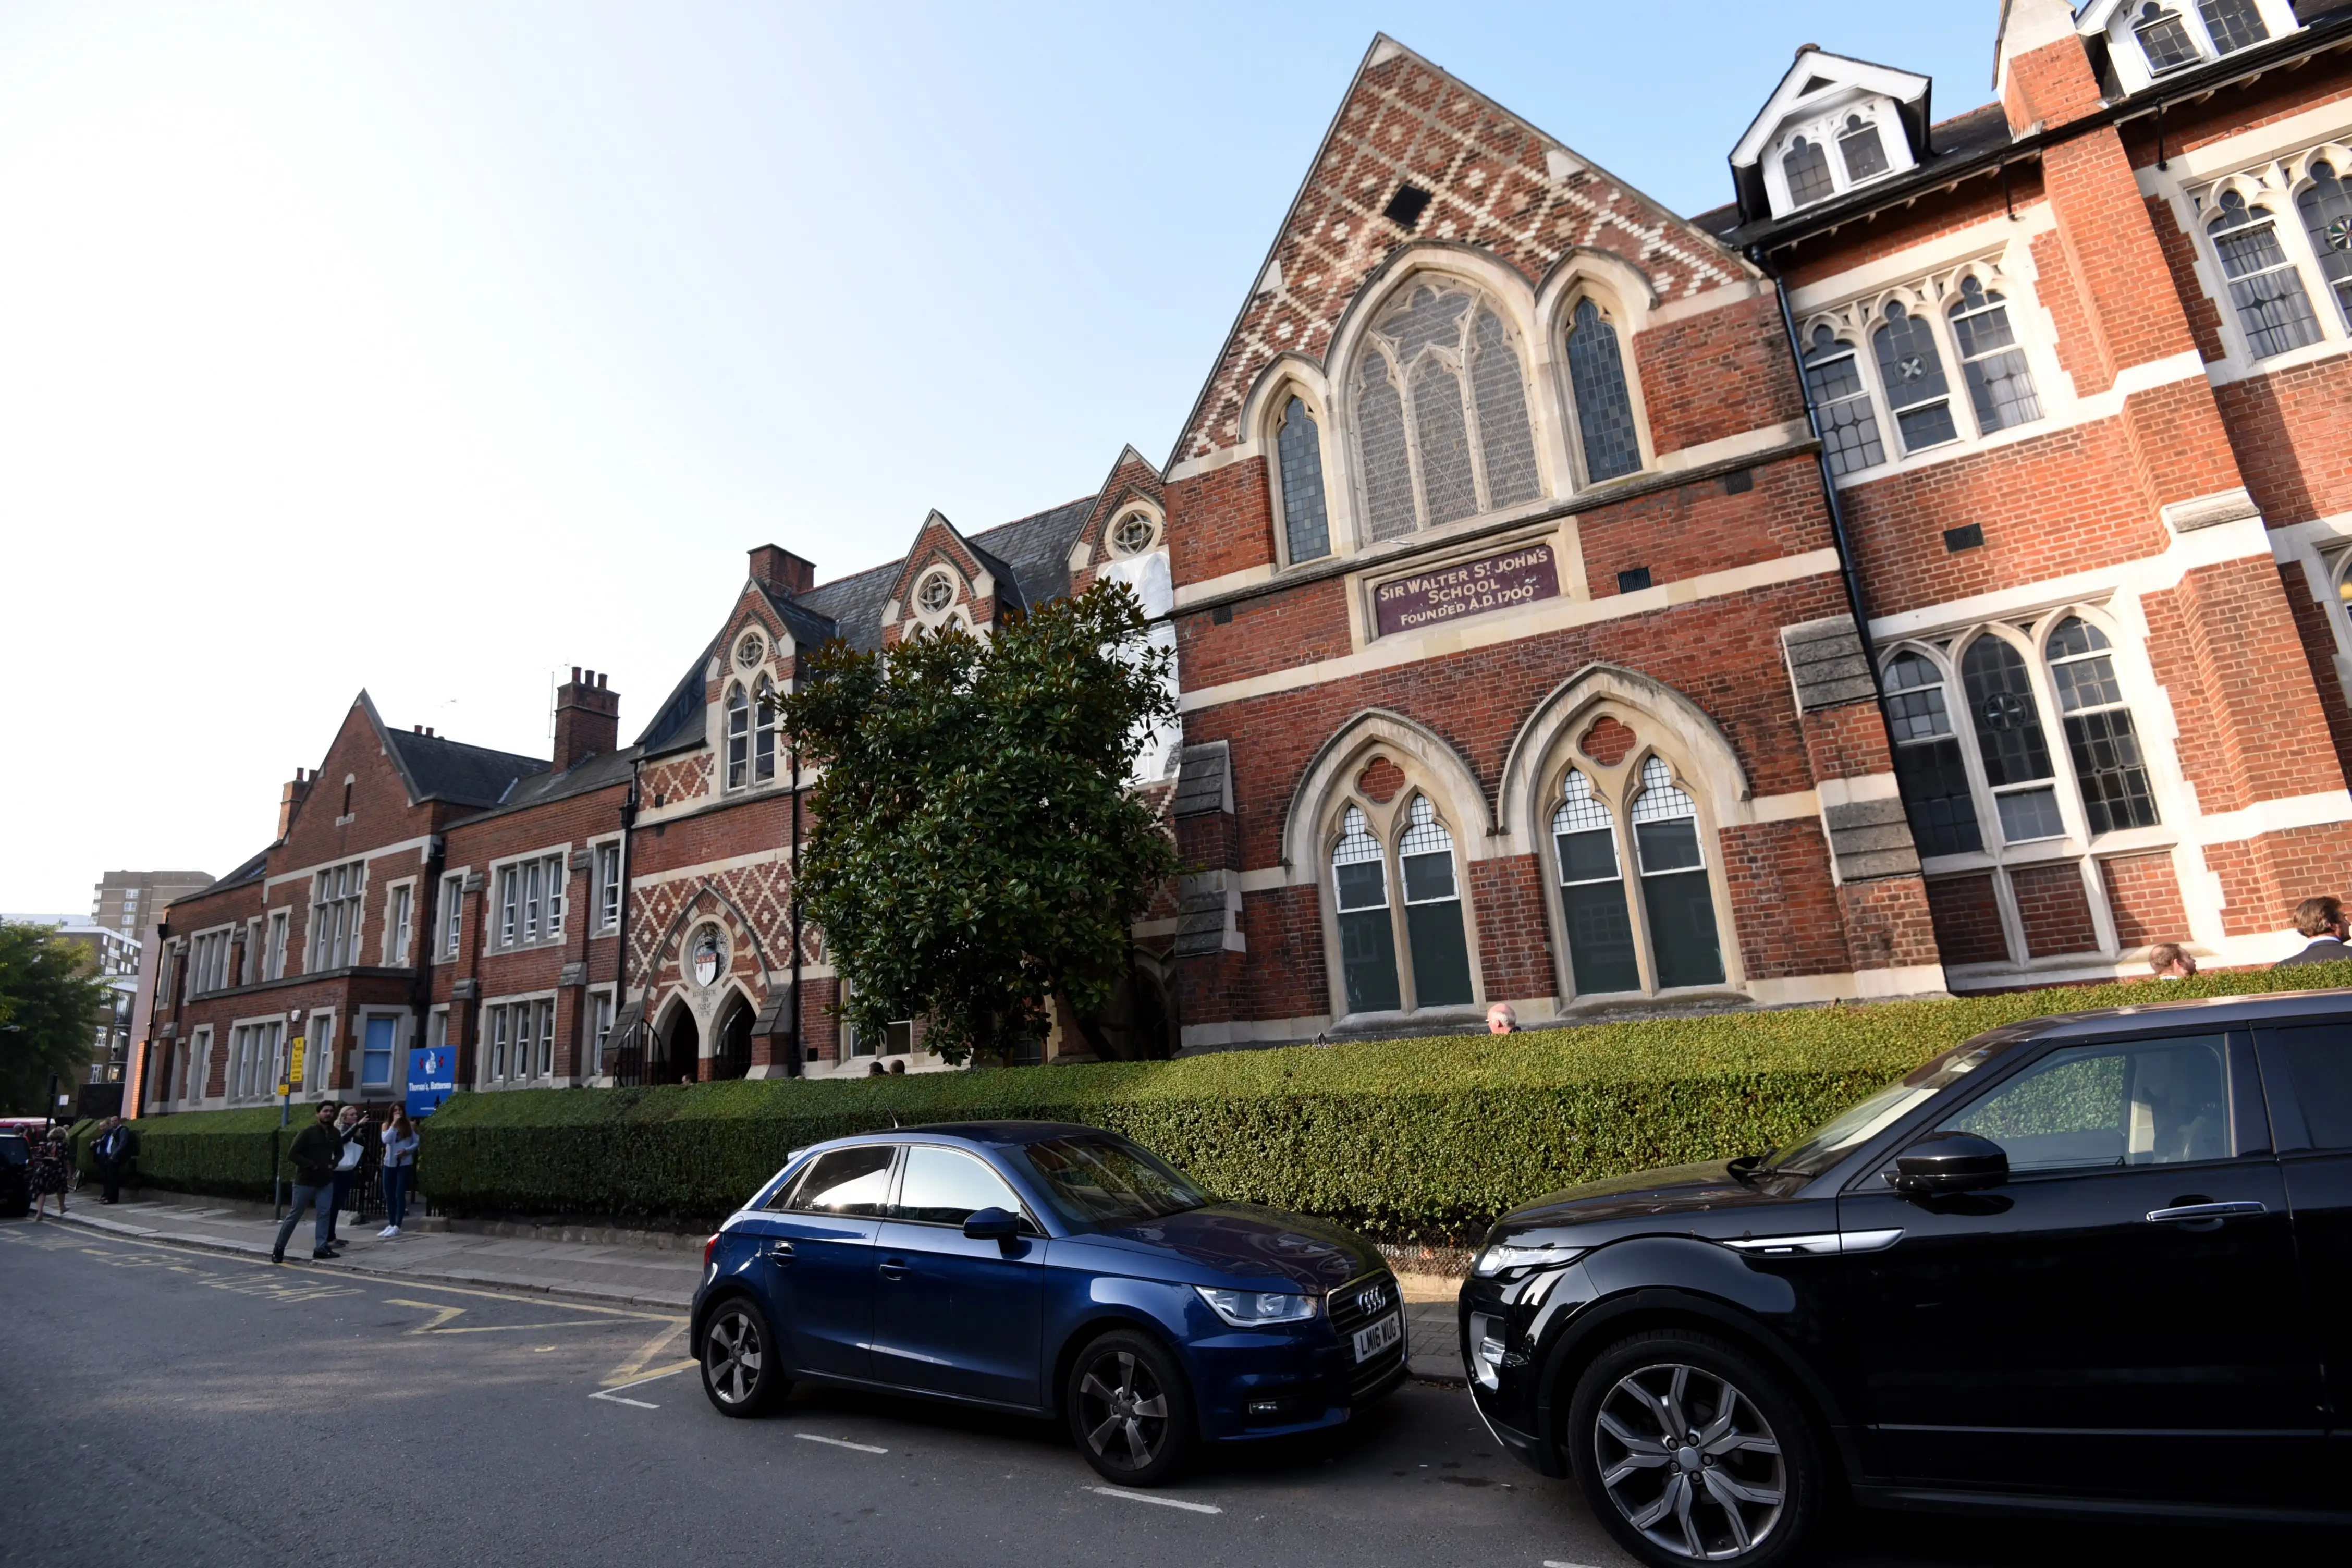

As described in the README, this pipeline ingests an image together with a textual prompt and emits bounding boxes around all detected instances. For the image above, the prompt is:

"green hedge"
[128,964,2352,1239]
[125,1106,309,1200]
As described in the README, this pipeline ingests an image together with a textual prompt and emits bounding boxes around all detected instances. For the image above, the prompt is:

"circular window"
[1111,512,1157,556]
[691,927,724,987]
[916,573,955,616]
[736,633,764,667]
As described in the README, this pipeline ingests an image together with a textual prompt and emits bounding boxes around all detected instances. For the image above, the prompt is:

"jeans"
[273,1182,335,1258]
[382,1165,411,1228]
[329,1171,358,1238]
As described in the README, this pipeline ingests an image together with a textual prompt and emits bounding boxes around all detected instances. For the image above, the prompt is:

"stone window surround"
[1244,249,1661,574]
[1881,604,2182,972]
[481,991,558,1087]
[2179,142,2352,381]
[1796,255,2059,484]
[379,876,419,969]
[1758,92,1916,219]
[2085,0,2298,99]
[486,847,569,953]
[1320,774,1485,1022]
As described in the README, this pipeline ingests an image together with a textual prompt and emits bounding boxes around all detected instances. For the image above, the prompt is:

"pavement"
[0,1216,2306,1568]
[44,1190,1475,1380]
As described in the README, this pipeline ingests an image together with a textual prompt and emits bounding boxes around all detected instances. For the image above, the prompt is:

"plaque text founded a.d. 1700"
[1373,543,1559,638]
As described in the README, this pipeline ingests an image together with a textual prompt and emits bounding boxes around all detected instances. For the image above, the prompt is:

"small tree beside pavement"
[0,922,114,1116]
[780,580,1181,1065]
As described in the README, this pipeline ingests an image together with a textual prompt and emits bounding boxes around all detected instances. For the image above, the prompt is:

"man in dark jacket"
[92,1117,139,1204]
[2275,896,2352,969]
[272,1102,345,1263]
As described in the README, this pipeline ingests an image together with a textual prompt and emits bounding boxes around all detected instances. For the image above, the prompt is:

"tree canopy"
[780,581,1181,1064]
[0,924,113,1115]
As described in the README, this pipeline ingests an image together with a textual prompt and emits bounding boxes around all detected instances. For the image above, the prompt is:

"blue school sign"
[407,1047,457,1118]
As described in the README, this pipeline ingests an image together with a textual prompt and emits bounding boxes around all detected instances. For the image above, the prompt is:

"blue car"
[690,1121,1408,1484]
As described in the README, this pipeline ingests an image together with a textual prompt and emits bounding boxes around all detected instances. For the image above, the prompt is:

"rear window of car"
[771,1145,895,1215]
[2275,1022,2352,1149]
[0,1137,25,1168]
[1012,1136,1206,1228]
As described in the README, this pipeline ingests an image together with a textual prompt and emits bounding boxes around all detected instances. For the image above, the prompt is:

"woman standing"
[29,1129,71,1222]
[378,1109,419,1238]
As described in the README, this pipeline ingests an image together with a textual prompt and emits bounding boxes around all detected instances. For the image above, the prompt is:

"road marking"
[592,1393,660,1410]
[798,1433,889,1454]
[387,1299,469,1334]
[586,1362,694,1408]
[1542,1561,1603,1566]
[1087,1486,1222,1514]
[604,1321,688,1385]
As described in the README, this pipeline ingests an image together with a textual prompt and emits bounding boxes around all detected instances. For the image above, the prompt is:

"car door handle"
[878,1257,909,1281]
[763,1240,794,1262]
[2146,1200,2266,1223]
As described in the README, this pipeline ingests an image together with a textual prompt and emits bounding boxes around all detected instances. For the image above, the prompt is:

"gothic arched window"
[1801,324,1884,477]
[1565,298,1642,483]
[1330,806,1398,1013]
[1959,636,2063,843]
[1351,281,1542,541]
[2210,188,2322,359]
[1630,758,1725,989]
[2297,160,2352,327]
[1838,114,1889,182]
[753,678,778,785]
[725,683,750,791]
[1275,396,1331,564]
[1949,277,2042,433]
[2046,617,2160,834]
[1326,792,1478,1016]
[1396,797,1474,1007]
[1883,651,1982,856]
[1552,770,1638,994]
[1872,301,1958,451]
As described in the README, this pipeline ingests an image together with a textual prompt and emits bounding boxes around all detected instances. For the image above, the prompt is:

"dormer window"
[1837,115,1889,182]
[1783,137,1834,207]
[2197,0,2268,54]
[2135,5,2202,74]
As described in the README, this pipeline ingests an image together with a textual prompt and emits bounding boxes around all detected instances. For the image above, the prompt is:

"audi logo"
[1358,1284,1389,1314]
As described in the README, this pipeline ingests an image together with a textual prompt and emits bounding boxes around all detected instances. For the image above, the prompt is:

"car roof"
[1994,987,2351,1045]
[831,1120,1112,1149]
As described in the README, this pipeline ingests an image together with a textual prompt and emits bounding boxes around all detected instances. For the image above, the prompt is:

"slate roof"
[381,725,551,808]
[635,637,718,755]
[1712,101,2014,251]
[462,744,639,823]
[969,496,1095,610]
[187,848,271,901]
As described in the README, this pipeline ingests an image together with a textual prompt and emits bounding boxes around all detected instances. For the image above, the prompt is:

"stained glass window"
[1275,396,1330,563]
[1802,325,1885,477]
[1873,301,1959,450]
[1950,277,2042,434]
[1353,283,1542,537]
[1566,299,1643,482]
[2047,617,2160,835]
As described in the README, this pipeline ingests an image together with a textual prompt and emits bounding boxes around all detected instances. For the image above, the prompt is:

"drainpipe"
[413,834,445,1054]
[1754,248,1884,685]
[788,740,803,1079]
[614,761,639,1082]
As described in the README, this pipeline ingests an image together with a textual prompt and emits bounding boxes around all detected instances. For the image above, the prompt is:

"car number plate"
[1352,1312,1401,1363]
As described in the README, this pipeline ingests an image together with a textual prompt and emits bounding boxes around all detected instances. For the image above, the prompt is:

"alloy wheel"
[705,1306,765,1407]
[1592,1360,1785,1560]
[1076,1349,1169,1472]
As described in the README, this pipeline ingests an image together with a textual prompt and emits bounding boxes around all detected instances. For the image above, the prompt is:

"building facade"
[138,1,2352,1107]
[91,871,214,942]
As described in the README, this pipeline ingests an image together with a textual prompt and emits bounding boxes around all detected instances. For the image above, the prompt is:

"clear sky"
[0,3,1998,912]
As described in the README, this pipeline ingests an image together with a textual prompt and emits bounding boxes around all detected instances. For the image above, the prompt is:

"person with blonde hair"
[378,1108,419,1239]
[2147,943,2198,979]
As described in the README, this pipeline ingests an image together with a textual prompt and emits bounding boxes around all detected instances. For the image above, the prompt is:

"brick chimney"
[1997,0,2103,134]
[553,668,621,772]
[279,768,311,839]
[749,544,816,598]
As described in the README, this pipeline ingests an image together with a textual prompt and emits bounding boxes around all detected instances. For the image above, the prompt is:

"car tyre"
[1066,1330,1195,1486]
[700,1296,788,1418]
[1565,1329,1825,1568]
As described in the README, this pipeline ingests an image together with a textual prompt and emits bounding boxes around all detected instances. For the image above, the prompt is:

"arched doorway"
[657,1001,701,1085]
[711,992,754,1081]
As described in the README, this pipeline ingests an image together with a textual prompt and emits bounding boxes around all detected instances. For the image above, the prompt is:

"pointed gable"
[1729,47,1933,223]
[1070,446,1169,583]
[1171,33,1748,469]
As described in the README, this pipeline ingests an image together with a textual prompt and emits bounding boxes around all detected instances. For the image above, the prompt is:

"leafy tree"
[0,924,112,1115]
[781,581,1181,1064]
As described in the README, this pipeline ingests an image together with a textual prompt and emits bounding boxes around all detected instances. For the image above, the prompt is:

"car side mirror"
[962,1206,1020,1241]
[1887,1131,2009,1195]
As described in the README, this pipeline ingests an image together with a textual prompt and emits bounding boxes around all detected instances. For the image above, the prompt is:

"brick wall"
[1927,876,2008,966]
[2099,852,2189,950]
[2011,860,2102,957]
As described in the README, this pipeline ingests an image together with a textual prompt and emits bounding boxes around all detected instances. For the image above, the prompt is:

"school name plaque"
[1373,542,1559,638]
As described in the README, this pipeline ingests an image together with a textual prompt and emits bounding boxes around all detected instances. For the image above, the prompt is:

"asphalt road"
[0,1219,2321,1567]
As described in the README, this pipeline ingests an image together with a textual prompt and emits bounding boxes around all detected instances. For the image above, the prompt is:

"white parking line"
[591,1393,659,1410]
[1087,1486,1222,1515]
[586,1362,694,1408]
[1542,1560,1602,1566]
[797,1432,889,1454]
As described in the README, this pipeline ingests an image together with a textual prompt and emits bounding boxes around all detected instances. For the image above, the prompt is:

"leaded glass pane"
[1471,309,1542,506]
[2198,0,2267,54]
[1802,326,1885,476]
[2136,6,2201,73]
[1396,798,1473,1006]
[1630,757,1697,827]
[1873,302,1958,449]
[726,684,749,789]
[1961,637,2054,788]
[1397,795,1453,861]
[1276,397,1331,562]
[1552,770,1614,838]
[1356,354,1416,541]
[1884,652,1983,856]
[1551,775,1640,995]
[2211,192,2323,358]
[1995,786,2065,843]
[2295,162,2352,326]
[1784,137,1833,207]
[2046,617,2159,834]
[1950,278,2042,433]
[1566,299,1643,482]
[754,681,777,782]
[1412,353,1478,525]
[1838,118,1889,182]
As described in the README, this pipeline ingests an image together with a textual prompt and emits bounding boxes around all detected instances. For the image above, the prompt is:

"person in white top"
[378,1109,420,1238]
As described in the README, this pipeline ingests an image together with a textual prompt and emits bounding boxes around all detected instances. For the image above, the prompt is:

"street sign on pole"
[407,1046,456,1118]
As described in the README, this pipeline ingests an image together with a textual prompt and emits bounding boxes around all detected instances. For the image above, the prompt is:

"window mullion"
[1615,809,1658,996]
[1456,347,1491,514]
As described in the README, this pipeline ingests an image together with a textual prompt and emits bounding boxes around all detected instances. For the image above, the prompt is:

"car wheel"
[700,1297,787,1418]
[1066,1330,1195,1486]
[1565,1329,1824,1568]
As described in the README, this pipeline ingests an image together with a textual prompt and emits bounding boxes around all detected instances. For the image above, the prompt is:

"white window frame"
[1318,783,1488,1020]
[481,994,558,1086]
[264,909,290,981]
[592,839,623,934]
[188,925,235,997]
[354,1007,409,1091]
[438,872,466,960]
[589,985,617,1067]
[1795,259,2055,483]
[488,850,569,953]
[2091,0,2296,96]
[307,860,367,973]
[185,1025,212,1104]
[382,878,417,967]
[2186,150,2352,380]
[1759,93,1918,217]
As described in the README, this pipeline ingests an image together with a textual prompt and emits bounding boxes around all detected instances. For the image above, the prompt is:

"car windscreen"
[1012,1136,1208,1228]
[1765,1039,2007,1179]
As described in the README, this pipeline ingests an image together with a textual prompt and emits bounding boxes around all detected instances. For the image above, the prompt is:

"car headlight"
[1473,1241,1585,1278]
[1194,1285,1316,1326]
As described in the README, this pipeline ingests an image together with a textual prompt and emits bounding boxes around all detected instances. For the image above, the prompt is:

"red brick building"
[139,3,2352,1107]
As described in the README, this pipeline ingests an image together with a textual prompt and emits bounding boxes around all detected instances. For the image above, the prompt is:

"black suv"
[1460,990,2352,1566]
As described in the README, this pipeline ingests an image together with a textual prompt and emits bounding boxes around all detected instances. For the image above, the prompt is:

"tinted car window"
[1014,1136,1207,1227]
[775,1146,895,1215]
[1770,1041,2005,1177]
[0,1136,24,1168]
[895,1145,1024,1226]
[2276,1022,2352,1148]
[1938,1034,2231,1171]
